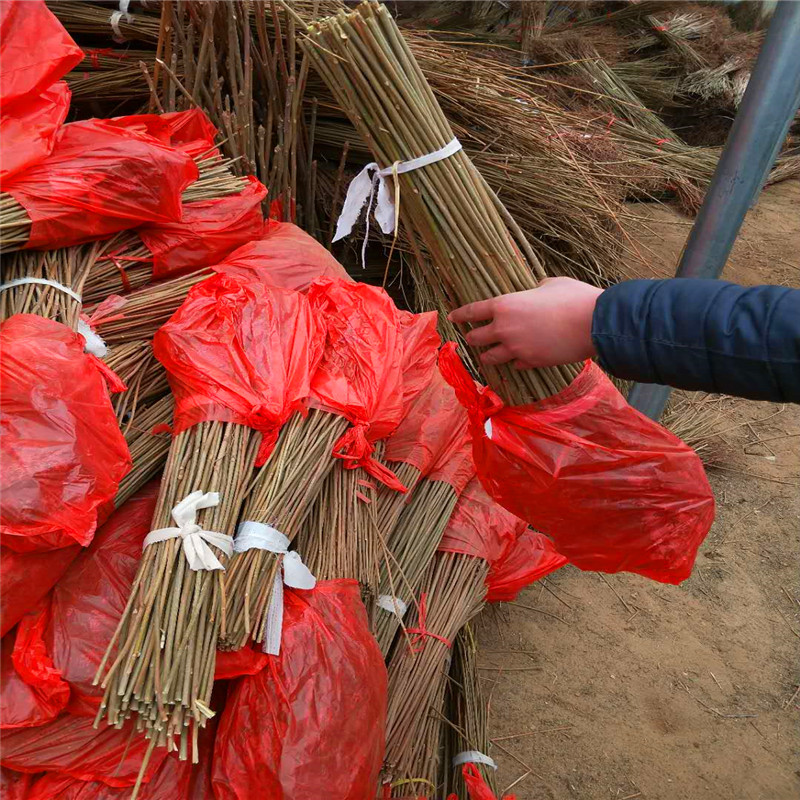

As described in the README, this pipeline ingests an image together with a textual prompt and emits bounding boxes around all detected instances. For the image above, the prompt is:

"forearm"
[592,279,800,403]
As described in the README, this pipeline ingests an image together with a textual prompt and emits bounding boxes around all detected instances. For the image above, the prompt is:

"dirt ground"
[478,179,800,800]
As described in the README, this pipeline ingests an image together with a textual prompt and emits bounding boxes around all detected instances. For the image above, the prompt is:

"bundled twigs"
[375,478,459,656]
[0,243,101,327]
[442,624,498,799]
[302,2,579,404]
[384,551,488,795]
[114,394,174,508]
[94,422,262,758]
[83,270,211,347]
[218,408,349,651]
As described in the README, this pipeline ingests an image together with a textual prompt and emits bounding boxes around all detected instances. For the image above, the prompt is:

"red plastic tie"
[87,47,112,68]
[655,138,671,149]
[406,593,452,654]
[151,423,173,436]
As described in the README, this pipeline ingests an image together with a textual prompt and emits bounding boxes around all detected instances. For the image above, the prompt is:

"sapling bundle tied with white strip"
[375,369,475,657]
[0,117,197,253]
[307,1,716,586]
[222,276,406,650]
[93,273,312,757]
[383,477,526,797]
[298,307,438,612]
[291,277,410,616]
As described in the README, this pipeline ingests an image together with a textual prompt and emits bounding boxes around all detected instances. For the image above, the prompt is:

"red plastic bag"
[440,344,715,584]
[0,715,168,787]
[136,176,266,280]
[0,0,83,108]
[154,274,325,464]
[307,277,405,489]
[215,220,351,290]
[0,544,80,637]
[43,483,159,717]
[460,764,516,800]
[485,528,567,603]
[397,310,440,418]
[438,477,525,569]
[0,599,69,729]
[0,315,132,553]
[214,645,270,681]
[1,766,34,800]
[385,369,472,485]
[3,118,198,250]
[27,753,193,800]
[108,108,218,159]
[212,579,387,800]
[0,81,70,183]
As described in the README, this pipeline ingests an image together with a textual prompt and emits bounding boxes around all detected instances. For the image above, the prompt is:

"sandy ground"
[478,179,800,800]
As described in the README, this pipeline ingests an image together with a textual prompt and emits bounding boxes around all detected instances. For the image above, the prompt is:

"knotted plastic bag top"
[306,277,406,490]
[439,342,715,584]
[215,219,352,291]
[0,315,131,553]
[108,108,219,158]
[153,274,325,465]
[138,176,267,280]
[3,119,198,250]
[0,0,83,108]
[438,477,526,569]
[212,579,387,800]
[485,528,568,603]
[0,80,70,184]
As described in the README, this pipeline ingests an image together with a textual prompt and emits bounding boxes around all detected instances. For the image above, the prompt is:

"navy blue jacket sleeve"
[591,279,800,403]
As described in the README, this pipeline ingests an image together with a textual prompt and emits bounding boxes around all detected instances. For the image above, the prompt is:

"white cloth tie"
[453,750,498,770]
[143,491,233,571]
[0,277,81,303]
[332,137,462,267]
[110,0,132,42]
[377,594,407,617]
[234,521,316,656]
[77,319,108,358]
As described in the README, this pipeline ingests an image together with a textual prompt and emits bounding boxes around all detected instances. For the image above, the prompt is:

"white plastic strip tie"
[377,595,407,617]
[452,751,498,770]
[143,491,232,571]
[332,137,462,266]
[77,319,108,358]
[110,0,132,42]
[0,277,81,304]
[234,521,316,656]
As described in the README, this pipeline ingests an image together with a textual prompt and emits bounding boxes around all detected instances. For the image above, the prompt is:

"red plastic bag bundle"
[384,369,472,485]
[153,273,325,464]
[212,579,387,800]
[1,767,34,800]
[0,81,71,184]
[0,544,80,637]
[485,528,567,603]
[3,118,198,250]
[214,219,351,290]
[440,344,715,584]
[0,0,83,108]
[438,477,526,570]
[136,176,267,280]
[0,315,131,553]
[108,108,219,159]
[0,600,69,730]
[0,715,168,787]
[41,483,159,717]
[306,277,405,488]
[396,310,440,418]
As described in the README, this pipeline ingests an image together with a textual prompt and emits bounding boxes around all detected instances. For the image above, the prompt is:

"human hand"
[448,277,603,369]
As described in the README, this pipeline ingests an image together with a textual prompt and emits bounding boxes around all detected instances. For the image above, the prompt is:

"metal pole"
[627,0,800,421]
